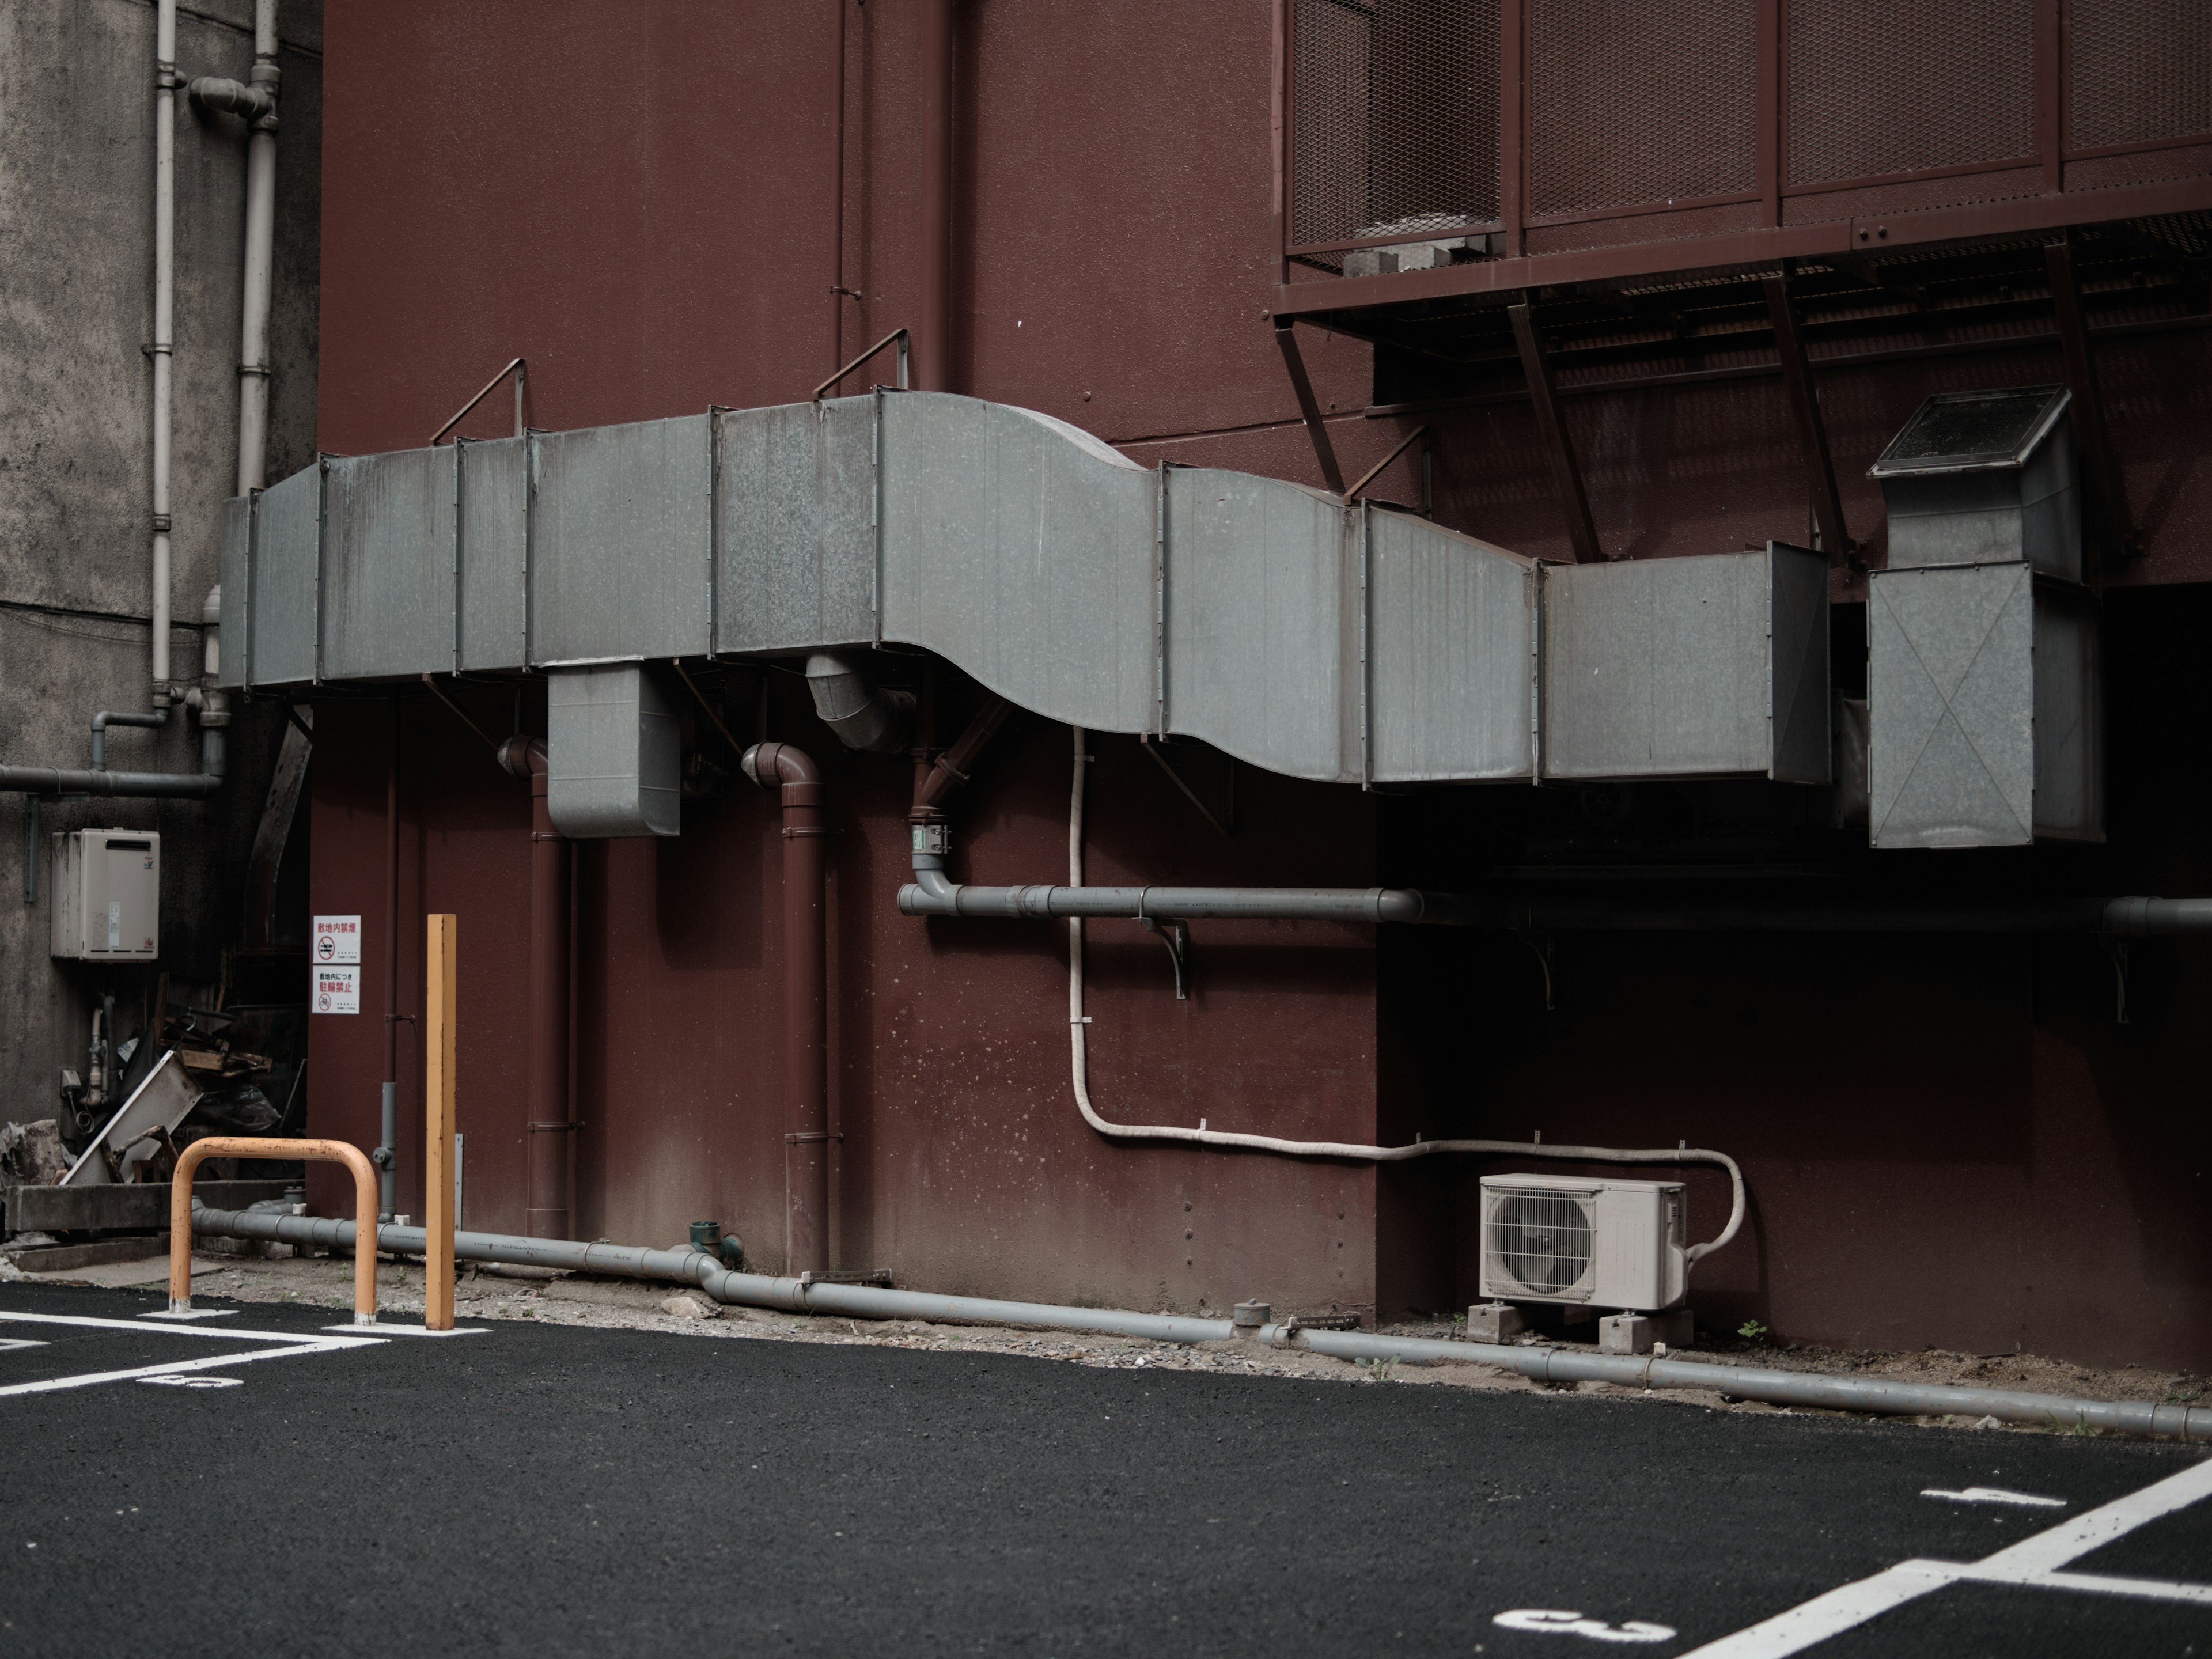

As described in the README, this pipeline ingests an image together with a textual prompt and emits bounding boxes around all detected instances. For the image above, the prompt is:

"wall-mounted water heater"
[50,829,161,961]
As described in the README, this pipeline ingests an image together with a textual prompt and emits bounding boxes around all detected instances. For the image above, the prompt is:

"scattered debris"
[0,1121,73,1186]
[660,1293,720,1320]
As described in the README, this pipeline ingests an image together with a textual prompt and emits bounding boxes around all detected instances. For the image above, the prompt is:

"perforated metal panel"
[1787,0,2035,187]
[1290,0,1501,265]
[1527,0,1757,218]
[2070,0,2212,153]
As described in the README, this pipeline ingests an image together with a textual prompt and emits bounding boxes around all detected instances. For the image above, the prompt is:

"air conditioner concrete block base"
[1599,1309,1695,1355]
[1466,1301,1527,1342]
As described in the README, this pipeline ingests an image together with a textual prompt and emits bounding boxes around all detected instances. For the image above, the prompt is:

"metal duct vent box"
[1541,542,1829,783]
[1868,565,2101,847]
[50,830,160,960]
[547,664,681,838]
[1478,1174,1687,1312]
[1870,386,2078,582]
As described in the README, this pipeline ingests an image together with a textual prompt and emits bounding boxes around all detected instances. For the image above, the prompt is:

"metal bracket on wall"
[1517,929,1556,1012]
[1137,915,1191,1001]
[1271,317,1347,494]
[429,357,528,445]
[2101,934,2130,1026]
[21,793,39,904]
[1346,423,1431,516]
[1509,301,1605,564]
[813,327,910,400]
[1139,734,1234,836]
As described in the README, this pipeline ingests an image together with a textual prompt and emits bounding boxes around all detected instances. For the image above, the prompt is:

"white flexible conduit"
[1064,725,1746,1266]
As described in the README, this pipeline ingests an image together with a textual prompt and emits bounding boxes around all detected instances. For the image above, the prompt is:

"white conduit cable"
[1065,725,1745,1266]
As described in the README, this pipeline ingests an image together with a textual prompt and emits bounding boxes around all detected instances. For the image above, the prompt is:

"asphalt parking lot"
[0,1281,2205,1658]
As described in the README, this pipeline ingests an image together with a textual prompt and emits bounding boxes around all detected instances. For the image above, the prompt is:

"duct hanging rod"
[813,327,911,400]
[429,357,528,445]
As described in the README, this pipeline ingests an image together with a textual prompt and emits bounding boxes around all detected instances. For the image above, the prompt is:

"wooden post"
[424,913,457,1330]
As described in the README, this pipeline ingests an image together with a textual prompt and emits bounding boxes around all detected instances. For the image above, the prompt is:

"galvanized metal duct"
[220,392,1829,790]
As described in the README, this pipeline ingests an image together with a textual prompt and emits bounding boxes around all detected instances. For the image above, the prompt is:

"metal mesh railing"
[2070,0,2212,153]
[1788,0,2035,187]
[1527,0,1758,218]
[1290,0,1502,265]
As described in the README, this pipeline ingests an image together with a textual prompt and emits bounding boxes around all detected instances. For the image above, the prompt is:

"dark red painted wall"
[313,2,2212,1362]
[309,679,1387,1317]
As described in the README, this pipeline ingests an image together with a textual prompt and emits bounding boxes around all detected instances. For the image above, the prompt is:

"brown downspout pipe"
[498,735,571,1239]
[910,693,1013,825]
[914,0,955,391]
[742,741,831,1275]
[377,694,400,1219]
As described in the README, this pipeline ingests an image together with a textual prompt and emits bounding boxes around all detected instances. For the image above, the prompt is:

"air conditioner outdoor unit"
[1479,1174,1687,1312]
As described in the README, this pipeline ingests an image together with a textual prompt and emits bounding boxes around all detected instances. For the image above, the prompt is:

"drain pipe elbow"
[186,74,276,124]
[497,734,548,781]
[89,708,168,771]
[900,852,962,915]
[740,740,821,791]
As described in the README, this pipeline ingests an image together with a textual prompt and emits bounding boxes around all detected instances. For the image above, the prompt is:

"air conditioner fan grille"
[1485,1190,1595,1298]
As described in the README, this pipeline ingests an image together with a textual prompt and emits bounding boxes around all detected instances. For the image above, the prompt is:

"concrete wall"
[0,0,320,1127]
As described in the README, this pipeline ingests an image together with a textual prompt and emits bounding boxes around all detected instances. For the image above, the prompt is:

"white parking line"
[1682,1457,2212,1656]
[0,1309,385,1397]
[1921,1487,2067,1509]
[0,1310,378,1344]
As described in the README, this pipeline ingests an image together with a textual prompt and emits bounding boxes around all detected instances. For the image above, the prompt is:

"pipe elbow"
[740,741,820,789]
[805,653,914,753]
[900,860,960,914]
[187,75,275,123]
[497,735,548,781]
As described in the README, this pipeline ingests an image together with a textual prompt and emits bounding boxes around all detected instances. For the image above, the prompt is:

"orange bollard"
[171,1137,380,1322]
[423,914,457,1330]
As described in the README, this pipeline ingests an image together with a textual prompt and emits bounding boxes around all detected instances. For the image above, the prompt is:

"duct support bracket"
[1763,274,1862,574]
[1509,301,1604,564]
[1271,318,1346,495]
[2044,237,2139,569]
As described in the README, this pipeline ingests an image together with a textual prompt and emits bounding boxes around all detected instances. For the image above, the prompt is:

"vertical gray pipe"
[379,1082,398,1218]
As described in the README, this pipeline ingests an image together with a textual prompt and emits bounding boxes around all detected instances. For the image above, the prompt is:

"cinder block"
[1465,1301,1526,1343]
[1599,1309,1694,1355]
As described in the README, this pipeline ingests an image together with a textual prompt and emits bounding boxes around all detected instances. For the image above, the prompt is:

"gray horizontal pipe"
[899,877,1426,923]
[0,728,225,799]
[0,766,222,799]
[1278,1327,2212,1440]
[899,868,2212,936]
[1434,895,2212,936]
[195,1206,2207,1440]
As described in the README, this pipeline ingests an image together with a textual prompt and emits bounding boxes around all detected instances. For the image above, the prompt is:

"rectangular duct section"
[546,665,681,839]
[1866,387,2101,849]
[1868,565,2101,847]
[1541,543,1829,782]
[219,392,1829,794]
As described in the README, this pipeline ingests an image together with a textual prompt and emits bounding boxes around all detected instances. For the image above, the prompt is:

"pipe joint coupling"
[369,1145,395,1171]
